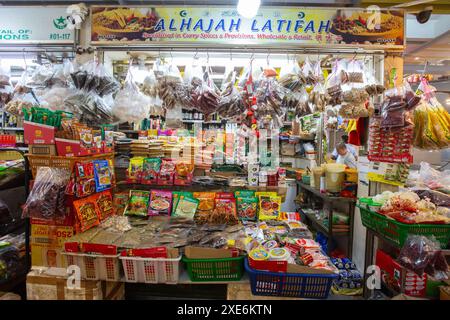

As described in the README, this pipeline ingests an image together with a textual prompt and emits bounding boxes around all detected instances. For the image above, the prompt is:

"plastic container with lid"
[249,247,269,261]
[345,168,358,183]
[263,240,278,251]
[324,163,346,193]
[312,167,324,190]
[268,248,290,261]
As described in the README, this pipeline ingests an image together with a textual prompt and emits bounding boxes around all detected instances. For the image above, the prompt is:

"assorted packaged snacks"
[93,160,113,192]
[22,167,70,220]
[368,117,414,163]
[413,80,450,150]
[124,190,150,217]
[148,190,173,216]
[23,106,73,127]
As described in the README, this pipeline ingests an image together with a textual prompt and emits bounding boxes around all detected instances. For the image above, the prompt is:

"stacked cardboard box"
[26,268,124,300]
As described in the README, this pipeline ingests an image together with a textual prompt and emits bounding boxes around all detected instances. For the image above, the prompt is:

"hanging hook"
[194,48,198,60]
[229,49,232,62]
[206,50,210,64]
[266,49,270,66]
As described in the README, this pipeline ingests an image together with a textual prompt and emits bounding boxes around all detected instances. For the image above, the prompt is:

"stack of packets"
[127,157,194,186]
[331,257,363,295]
[131,140,151,157]
[68,159,116,233]
[243,217,339,273]
[116,189,286,226]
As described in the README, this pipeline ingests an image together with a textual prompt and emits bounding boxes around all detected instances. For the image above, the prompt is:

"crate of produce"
[26,153,114,178]
[244,259,338,299]
[63,252,121,282]
[182,256,245,282]
[120,253,182,284]
[358,205,450,248]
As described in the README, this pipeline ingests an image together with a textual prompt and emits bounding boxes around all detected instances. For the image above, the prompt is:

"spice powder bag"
[258,196,282,221]
[73,196,101,232]
[124,190,150,217]
[113,192,129,216]
[148,190,173,216]
[237,197,258,221]
[234,190,256,198]
[141,158,162,185]
[94,190,114,221]
[93,159,113,192]
[172,191,193,215]
[193,192,216,223]
[173,196,199,220]
[127,157,144,183]
[75,161,96,198]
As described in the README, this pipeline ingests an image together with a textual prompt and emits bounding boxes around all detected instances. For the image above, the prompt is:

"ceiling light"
[415,57,420,61]
[446,98,450,106]
[237,0,261,19]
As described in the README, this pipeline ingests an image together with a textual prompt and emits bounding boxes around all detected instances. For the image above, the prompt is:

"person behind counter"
[335,143,357,169]
[331,134,358,160]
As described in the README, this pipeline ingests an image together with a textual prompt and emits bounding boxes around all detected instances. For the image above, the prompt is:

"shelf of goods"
[358,189,450,300]
[296,181,356,259]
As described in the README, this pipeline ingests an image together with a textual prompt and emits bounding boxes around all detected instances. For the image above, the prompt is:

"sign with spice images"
[0,7,74,43]
[91,6,404,48]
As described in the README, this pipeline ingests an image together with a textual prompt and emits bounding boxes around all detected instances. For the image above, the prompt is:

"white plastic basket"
[63,252,121,282]
[119,255,182,284]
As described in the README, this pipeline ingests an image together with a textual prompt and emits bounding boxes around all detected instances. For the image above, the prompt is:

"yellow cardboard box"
[31,223,74,268]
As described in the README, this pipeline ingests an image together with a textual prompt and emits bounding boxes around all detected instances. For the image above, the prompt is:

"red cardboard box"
[376,249,427,297]
[55,138,83,157]
[24,121,56,144]
[55,138,95,157]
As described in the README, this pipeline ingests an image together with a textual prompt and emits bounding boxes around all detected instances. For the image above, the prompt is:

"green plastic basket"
[357,205,450,248]
[182,256,245,282]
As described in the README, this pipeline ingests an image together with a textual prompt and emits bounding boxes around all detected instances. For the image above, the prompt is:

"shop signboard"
[91,6,404,48]
[0,7,74,44]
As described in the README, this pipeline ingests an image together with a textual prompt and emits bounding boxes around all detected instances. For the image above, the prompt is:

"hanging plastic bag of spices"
[111,69,151,123]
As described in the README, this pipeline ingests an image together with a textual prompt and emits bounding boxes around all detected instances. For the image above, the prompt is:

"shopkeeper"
[331,135,358,160]
[335,143,357,169]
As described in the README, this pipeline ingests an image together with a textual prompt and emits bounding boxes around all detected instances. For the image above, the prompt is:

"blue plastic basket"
[244,259,338,299]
